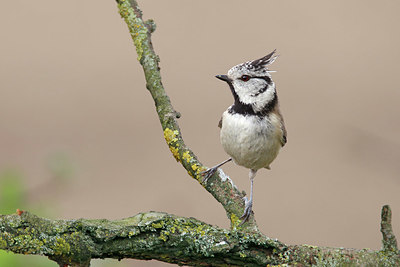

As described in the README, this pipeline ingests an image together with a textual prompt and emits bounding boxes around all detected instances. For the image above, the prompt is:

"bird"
[201,50,287,224]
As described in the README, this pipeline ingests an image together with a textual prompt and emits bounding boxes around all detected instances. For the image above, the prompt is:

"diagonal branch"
[116,0,257,231]
[1,1,399,266]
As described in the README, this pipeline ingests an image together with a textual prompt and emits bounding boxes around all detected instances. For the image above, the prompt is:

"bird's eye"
[240,75,250,82]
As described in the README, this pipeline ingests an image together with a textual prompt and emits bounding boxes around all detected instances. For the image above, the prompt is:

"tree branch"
[1,1,399,266]
[116,0,256,231]
[1,210,399,266]
[381,205,398,252]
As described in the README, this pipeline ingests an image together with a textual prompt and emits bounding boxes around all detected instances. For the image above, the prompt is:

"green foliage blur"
[0,169,56,267]
[0,155,126,266]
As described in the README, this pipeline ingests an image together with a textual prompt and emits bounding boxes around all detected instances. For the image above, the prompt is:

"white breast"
[220,110,283,170]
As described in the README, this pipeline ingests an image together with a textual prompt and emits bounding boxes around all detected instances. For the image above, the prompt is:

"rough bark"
[116,0,257,232]
[1,210,399,266]
[1,0,399,266]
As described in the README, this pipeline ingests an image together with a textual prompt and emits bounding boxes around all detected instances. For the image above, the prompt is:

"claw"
[200,158,232,183]
[200,167,218,183]
[239,196,253,225]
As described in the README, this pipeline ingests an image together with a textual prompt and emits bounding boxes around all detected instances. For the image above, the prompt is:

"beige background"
[1,0,400,266]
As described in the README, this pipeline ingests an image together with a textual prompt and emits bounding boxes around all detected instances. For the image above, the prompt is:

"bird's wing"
[281,123,287,147]
[274,107,287,147]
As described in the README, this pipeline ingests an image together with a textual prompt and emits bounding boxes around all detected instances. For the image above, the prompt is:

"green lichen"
[191,163,199,172]
[53,237,71,256]
[118,0,148,61]
[163,128,181,161]
[169,147,180,161]
[128,231,136,238]
[13,234,44,254]
[159,232,168,242]
[179,150,205,179]
[182,151,191,163]
[190,163,205,181]
[230,213,240,229]
[304,244,318,249]
[310,246,400,266]
[163,128,179,144]
[117,0,254,235]
[151,221,165,229]
[5,211,395,266]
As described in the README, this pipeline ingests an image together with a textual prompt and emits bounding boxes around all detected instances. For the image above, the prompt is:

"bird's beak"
[215,75,231,83]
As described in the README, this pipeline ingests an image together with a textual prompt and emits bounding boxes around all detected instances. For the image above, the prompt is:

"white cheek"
[233,80,276,112]
[232,80,259,105]
[253,83,276,112]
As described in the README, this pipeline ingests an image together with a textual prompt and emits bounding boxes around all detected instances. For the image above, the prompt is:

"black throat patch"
[226,82,278,117]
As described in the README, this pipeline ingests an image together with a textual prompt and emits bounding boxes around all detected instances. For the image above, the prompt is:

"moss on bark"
[1,1,399,266]
[1,211,399,266]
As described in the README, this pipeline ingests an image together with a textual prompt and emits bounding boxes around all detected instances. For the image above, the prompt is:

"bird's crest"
[249,49,278,71]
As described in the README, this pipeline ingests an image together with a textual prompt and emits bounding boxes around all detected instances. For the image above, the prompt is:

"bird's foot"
[200,167,218,183]
[239,196,253,225]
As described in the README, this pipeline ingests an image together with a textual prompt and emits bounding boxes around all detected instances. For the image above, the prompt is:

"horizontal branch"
[0,211,280,266]
[1,210,399,266]
[2,1,399,266]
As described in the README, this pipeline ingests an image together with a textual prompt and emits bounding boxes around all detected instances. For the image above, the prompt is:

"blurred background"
[1,0,399,266]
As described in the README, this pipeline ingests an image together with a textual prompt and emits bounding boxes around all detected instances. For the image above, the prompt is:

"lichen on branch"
[0,1,399,266]
[1,210,399,266]
[116,0,256,230]
[0,211,283,266]
[381,205,398,252]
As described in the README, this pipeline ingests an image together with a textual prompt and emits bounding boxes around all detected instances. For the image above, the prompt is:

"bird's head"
[216,50,278,113]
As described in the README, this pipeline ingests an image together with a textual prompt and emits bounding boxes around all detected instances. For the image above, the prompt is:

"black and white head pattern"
[226,50,278,114]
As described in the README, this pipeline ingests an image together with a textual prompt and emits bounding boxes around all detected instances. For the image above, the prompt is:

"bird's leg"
[240,169,257,224]
[200,158,232,183]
